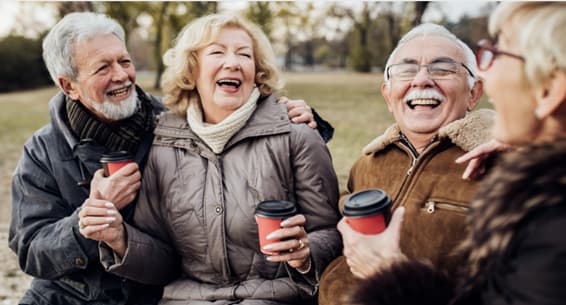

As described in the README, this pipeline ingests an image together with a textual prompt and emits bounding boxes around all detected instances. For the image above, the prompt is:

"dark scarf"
[66,87,155,154]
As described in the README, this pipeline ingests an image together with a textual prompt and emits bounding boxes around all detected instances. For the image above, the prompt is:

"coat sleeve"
[99,146,181,285]
[287,124,342,293]
[8,138,96,279]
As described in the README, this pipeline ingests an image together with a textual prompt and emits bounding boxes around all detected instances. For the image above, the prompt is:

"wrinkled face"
[196,27,256,124]
[479,23,537,144]
[382,35,478,143]
[64,33,137,122]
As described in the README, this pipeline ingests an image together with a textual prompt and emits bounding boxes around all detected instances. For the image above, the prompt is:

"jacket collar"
[154,94,291,151]
[363,108,495,155]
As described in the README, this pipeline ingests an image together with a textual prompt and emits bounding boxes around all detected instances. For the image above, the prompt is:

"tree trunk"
[153,2,169,90]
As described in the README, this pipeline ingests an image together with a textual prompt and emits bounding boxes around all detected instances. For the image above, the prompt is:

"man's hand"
[89,163,141,210]
[338,207,406,279]
[278,96,317,129]
[455,139,513,180]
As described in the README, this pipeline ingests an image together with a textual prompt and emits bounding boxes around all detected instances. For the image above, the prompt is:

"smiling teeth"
[410,99,439,106]
[217,79,241,87]
[107,87,129,97]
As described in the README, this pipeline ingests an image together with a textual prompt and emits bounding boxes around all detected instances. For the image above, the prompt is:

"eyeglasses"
[386,61,475,81]
[476,39,525,71]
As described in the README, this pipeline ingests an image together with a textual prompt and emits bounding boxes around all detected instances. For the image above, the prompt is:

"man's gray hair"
[42,12,126,88]
[383,23,477,89]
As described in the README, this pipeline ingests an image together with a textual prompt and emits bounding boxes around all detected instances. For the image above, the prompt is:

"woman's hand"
[278,96,317,129]
[262,214,311,272]
[78,198,127,257]
[455,139,513,180]
[338,207,406,279]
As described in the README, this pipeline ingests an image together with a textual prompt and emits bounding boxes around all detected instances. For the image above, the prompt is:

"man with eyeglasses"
[318,23,496,305]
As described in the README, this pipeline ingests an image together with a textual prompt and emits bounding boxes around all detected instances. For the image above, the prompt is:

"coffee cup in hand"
[255,200,298,255]
[343,189,392,235]
[100,151,133,177]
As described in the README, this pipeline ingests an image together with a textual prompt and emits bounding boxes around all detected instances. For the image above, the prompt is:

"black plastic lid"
[343,189,391,217]
[100,151,133,163]
[255,200,297,218]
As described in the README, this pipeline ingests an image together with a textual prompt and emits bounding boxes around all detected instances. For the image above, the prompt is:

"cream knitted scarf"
[187,88,260,154]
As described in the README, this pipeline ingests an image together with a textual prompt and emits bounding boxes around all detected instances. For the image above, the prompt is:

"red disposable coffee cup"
[255,200,298,255]
[100,151,133,176]
[343,189,392,235]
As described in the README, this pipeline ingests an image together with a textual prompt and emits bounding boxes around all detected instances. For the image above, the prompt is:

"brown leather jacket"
[319,109,495,305]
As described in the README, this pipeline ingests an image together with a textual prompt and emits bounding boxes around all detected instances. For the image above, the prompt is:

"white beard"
[88,87,139,121]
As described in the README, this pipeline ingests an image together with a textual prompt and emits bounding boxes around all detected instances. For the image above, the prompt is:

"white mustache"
[403,89,446,103]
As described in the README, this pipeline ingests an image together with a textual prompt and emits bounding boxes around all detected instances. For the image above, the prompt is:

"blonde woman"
[80,14,341,305]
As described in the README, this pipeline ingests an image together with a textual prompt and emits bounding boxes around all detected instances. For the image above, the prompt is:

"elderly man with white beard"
[318,23,495,305]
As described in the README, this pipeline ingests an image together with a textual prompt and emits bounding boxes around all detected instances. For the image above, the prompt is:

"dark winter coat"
[9,87,163,305]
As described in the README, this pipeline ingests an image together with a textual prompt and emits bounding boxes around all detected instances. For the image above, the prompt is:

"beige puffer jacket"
[102,95,341,305]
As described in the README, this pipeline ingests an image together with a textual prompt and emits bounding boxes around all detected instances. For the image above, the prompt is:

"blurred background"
[0,1,496,304]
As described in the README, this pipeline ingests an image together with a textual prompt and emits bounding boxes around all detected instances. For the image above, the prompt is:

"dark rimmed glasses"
[386,61,475,81]
[476,39,525,71]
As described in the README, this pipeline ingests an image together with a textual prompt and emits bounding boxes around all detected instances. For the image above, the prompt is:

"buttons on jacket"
[215,205,223,214]
[74,257,86,267]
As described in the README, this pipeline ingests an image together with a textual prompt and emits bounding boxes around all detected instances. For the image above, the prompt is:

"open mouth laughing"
[404,89,445,110]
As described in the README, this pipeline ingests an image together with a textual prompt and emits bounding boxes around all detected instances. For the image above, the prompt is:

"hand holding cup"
[255,200,311,271]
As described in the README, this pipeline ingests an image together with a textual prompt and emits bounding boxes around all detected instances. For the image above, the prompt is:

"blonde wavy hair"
[489,2,566,87]
[161,14,283,116]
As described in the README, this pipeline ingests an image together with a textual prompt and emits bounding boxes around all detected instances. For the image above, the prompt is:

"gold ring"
[297,239,305,250]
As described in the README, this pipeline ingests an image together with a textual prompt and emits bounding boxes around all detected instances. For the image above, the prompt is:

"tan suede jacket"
[319,109,495,305]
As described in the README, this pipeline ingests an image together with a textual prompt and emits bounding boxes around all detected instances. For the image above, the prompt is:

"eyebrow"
[398,56,458,64]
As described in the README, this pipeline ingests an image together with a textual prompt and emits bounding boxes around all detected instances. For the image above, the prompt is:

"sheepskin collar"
[363,108,495,155]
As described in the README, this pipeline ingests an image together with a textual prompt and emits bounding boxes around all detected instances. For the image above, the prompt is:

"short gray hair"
[42,12,126,88]
[384,23,477,89]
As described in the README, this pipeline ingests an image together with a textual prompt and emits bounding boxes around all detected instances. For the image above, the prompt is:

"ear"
[467,79,483,111]
[381,82,394,112]
[59,77,80,100]
[534,71,566,119]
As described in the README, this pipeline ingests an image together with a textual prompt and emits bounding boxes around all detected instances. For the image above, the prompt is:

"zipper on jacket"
[424,201,469,214]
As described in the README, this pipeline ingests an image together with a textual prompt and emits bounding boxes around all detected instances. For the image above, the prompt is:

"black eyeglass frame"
[386,61,476,81]
[476,38,525,71]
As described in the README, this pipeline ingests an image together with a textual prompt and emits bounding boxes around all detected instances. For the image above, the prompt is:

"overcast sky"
[0,1,490,38]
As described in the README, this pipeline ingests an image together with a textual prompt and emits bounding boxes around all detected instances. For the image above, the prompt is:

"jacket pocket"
[422,199,469,215]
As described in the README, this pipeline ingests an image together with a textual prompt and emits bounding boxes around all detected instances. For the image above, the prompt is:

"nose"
[411,66,434,88]
[111,63,129,82]
[223,53,241,71]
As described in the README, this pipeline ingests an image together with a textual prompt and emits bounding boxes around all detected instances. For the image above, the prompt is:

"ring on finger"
[297,239,305,250]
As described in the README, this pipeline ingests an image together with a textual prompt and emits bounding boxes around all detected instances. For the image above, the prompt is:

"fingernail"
[266,256,274,261]
[105,202,114,208]
[107,209,117,215]
[280,219,290,227]
[106,217,116,222]
[263,244,274,251]
[266,233,276,240]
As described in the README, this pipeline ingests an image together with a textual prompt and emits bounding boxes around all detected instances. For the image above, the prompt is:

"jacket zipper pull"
[426,201,435,214]
[407,157,417,176]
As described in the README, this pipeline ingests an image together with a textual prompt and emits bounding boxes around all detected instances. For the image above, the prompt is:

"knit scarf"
[187,88,260,154]
[66,88,155,154]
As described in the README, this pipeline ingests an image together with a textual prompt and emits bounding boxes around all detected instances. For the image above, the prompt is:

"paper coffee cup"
[255,200,297,255]
[343,189,392,235]
[100,151,133,176]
